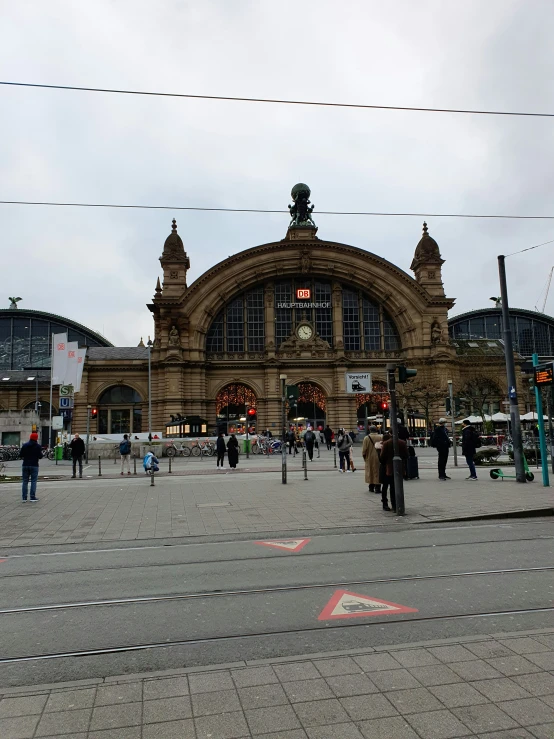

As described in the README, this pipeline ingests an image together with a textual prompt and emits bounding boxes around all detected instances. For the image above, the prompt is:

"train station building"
[1,185,552,440]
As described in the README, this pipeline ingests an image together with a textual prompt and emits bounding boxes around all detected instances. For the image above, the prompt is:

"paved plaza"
[1,628,554,738]
[0,448,551,548]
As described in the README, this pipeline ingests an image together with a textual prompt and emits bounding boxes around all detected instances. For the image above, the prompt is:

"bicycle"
[165,441,192,457]
[189,439,215,457]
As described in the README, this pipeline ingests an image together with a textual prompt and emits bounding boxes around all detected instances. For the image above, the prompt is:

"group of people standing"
[361,425,409,512]
[215,432,239,469]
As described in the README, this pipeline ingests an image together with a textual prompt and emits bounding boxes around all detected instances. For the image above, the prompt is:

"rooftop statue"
[288,183,316,228]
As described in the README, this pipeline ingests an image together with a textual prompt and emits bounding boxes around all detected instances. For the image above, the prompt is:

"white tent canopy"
[454,415,492,425]
[491,412,509,422]
[521,411,548,421]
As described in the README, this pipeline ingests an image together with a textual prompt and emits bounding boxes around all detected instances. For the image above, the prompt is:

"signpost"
[534,362,554,387]
[532,355,550,487]
[345,372,371,394]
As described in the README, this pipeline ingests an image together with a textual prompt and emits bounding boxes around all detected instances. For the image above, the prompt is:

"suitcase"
[406,454,419,479]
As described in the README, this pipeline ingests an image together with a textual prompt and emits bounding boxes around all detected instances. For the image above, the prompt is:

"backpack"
[304,431,314,443]
[119,440,131,455]
[429,431,436,448]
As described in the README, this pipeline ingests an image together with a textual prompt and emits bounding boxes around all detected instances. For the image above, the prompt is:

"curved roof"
[0,308,113,346]
[449,307,554,325]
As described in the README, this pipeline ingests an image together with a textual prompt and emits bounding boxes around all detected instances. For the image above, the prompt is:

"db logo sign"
[57,343,66,351]
[296,289,311,299]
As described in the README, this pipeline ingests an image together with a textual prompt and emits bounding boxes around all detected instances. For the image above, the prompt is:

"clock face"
[297,324,313,340]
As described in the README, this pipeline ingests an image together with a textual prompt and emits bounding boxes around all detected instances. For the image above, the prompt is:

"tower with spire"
[158,219,190,298]
[410,222,446,298]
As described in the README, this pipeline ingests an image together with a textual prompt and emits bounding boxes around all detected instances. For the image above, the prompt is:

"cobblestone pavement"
[1,629,553,738]
[0,448,552,548]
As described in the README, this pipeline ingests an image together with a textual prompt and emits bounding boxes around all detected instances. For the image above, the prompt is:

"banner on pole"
[74,348,87,392]
[51,333,68,386]
[63,342,79,388]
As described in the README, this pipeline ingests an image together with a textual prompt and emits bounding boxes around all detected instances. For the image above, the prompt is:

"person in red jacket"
[19,432,43,502]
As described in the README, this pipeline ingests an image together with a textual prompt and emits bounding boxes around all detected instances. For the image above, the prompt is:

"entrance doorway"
[287,382,326,432]
[215,383,257,434]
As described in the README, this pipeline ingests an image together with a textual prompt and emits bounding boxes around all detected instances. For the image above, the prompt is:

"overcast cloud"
[1,0,553,346]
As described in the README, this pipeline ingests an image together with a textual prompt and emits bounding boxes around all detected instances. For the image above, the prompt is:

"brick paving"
[0,447,552,547]
[1,629,553,737]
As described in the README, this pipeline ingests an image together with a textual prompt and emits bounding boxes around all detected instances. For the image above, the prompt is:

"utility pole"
[498,256,526,483]
[86,404,91,463]
[280,374,287,484]
[387,364,405,516]
[147,337,153,447]
[447,380,458,466]
[245,404,250,459]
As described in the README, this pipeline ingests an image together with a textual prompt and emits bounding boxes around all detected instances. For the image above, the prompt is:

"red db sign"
[296,289,311,299]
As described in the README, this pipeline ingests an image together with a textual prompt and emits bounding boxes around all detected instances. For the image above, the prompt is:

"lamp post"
[147,337,153,446]
[86,404,91,463]
[447,380,458,466]
[280,374,287,484]
[245,404,250,459]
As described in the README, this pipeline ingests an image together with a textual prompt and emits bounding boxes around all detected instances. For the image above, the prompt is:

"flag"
[64,342,79,388]
[51,333,68,386]
[74,348,87,393]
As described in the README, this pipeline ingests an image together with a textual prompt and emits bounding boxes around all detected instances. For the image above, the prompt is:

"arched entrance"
[356,380,390,430]
[216,383,257,434]
[287,382,326,431]
[97,385,143,435]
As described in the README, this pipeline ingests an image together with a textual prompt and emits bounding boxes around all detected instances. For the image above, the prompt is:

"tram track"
[1,564,551,615]
[2,606,552,665]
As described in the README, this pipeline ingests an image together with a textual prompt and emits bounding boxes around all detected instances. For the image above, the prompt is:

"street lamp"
[147,337,153,445]
[280,374,287,484]
[86,404,92,462]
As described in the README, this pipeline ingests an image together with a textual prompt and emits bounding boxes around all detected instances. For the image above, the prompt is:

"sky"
[1,0,554,346]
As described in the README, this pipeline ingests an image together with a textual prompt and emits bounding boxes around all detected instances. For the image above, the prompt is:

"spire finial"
[171,218,177,233]
[422,221,428,235]
[138,337,145,347]
[155,276,162,295]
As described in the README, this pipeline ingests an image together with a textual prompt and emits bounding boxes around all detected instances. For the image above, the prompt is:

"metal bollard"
[333,446,337,468]
[168,455,172,473]
[303,450,308,480]
[317,440,320,459]
[133,456,137,475]
[98,456,102,477]
[150,470,155,486]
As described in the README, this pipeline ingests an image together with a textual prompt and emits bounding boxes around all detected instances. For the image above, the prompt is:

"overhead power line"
[1,199,554,220]
[506,237,554,257]
[1,80,553,119]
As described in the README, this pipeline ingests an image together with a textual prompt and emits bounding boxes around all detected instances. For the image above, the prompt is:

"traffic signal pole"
[387,365,405,516]
[532,354,550,487]
[498,256,526,483]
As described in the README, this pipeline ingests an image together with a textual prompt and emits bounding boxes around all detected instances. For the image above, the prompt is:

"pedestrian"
[397,419,410,442]
[336,428,352,472]
[143,450,159,474]
[430,418,452,480]
[461,419,480,480]
[304,427,315,461]
[286,428,296,455]
[348,431,357,472]
[227,434,239,469]
[216,431,226,468]
[69,432,86,479]
[362,425,382,493]
[324,425,333,450]
[19,431,43,502]
[379,433,408,511]
[119,434,132,475]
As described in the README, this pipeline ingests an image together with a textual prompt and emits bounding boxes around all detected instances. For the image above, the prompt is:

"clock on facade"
[297,324,314,341]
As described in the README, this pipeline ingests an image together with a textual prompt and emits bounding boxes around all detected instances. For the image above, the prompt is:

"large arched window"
[97,385,143,435]
[207,288,265,353]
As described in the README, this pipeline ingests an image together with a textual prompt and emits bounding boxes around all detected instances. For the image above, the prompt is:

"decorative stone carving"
[168,325,180,347]
[300,249,311,274]
[431,320,443,344]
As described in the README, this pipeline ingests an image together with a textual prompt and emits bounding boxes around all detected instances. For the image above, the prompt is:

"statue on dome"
[288,183,316,227]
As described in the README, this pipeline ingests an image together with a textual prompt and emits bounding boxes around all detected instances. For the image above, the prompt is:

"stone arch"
[93,381,144,404]
[211,377,263,401]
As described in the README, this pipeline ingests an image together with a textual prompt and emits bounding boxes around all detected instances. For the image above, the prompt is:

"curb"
[421,507,554,524]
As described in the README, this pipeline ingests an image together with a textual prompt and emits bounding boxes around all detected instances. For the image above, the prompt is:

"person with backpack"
[286,428,296,456]
[430,418,452,481]
[69,433,86,479]
[119,434,132,475]
[143,450,159,474]
[461,419,480,480]
[304,427,315,461]
[336,428,352,472]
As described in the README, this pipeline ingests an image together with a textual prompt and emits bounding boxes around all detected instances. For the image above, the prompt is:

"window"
[363,299,380,351]
[12,318,30,369]
[246,288,264,351]
[226,298,244,352]
[342,289,360,350]
[207,313,224,352]
[31,320,49,366]
[383,316,400,350]
[97,386,142,434]
[98,386,142,404]
[315,282,332,344]
[275,282,292,345]
[207,289,266,353]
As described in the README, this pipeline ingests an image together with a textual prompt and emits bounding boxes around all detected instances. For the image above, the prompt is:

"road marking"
[255,538,311,552]
[318,589,418,620]
[0,559,6,564]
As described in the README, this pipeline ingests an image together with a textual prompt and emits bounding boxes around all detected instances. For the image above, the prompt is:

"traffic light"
[398,366,417,383]
[247,408,257,417]
[91,407,97,418]
[379,401,389,416]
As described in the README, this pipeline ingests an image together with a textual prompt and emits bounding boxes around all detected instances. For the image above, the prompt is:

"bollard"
[133,456,137,475]
[317,440,320,459]
[98,456,102,477]
[303,450,308,480]
[150,470,155,486]
[169,455,172,473]
[333,446,337,468]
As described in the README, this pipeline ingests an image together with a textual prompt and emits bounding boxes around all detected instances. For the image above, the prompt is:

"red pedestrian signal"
[379,402,389,411]
[91,407,98,418]
[247,408,257,416]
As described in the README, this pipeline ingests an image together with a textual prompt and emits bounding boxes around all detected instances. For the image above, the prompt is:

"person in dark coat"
[397,419,410,442]
[19,432,43,502]
[227,434,239,469]
[216,431,226,468]
[461,420,479,480]
[323,426,333,450]
[69,433,86,479]
[379,435,408,511]
[431,419,451,481]
[304,428,315,461]
[286,429,296,455]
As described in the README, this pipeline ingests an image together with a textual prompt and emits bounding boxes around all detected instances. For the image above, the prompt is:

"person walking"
[379,433,408,511]
[304,427,315,461]
[461,419,480,480]
[20,432,43,502]
[362,425,382,493]
[69,433,86,479]
[227,434,239,469]
[216,431,226,468]
[430,418,452,481]
[348,430,357,472]
[286,428,296,455]
[324,425,333,451]
[336,428,352,472]
[119,434,132,475]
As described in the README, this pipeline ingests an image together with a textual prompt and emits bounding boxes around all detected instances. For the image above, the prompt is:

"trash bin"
[241,439,251,454]
[54,445,63,461]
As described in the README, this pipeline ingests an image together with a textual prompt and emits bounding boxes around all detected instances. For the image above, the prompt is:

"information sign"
[296,288,311,299]
[60,384,74,397]
[59,396,74,409]
[345,372,371,394]
[52,415,64,430]
[535,363,554,387]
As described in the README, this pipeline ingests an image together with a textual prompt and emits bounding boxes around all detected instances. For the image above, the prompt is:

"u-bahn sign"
[345,372,371,394]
